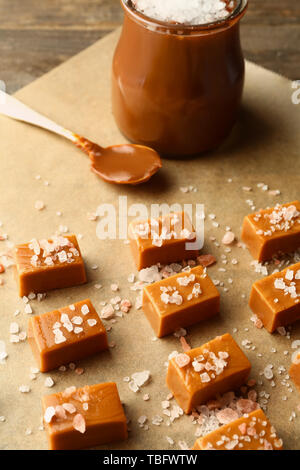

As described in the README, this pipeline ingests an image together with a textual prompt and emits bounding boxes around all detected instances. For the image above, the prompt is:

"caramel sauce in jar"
[112,0,248,156]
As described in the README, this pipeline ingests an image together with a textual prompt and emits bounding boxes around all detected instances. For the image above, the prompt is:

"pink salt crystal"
[207,400,221,410]
[236,398,258,414]
[55,405,67,420]
[216,408,239,425]
[264,440,273,450]
[254,317,264,329]
[220,391,235,406]
[247,390,257,402]
[175,353,190,368]
[247,426,257,437]
[197,414,204,425]
[63,386,76,398]
[62,403,76,414]
[120,299,132,313]
[197,254,216,267]
[222,231,235,245]
[238,422,247,435]
[101,304,115,320]
[180,336,191,352]
[73,413,86,434]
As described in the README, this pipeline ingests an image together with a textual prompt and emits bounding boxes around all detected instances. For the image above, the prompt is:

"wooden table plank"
[1,0,299,93]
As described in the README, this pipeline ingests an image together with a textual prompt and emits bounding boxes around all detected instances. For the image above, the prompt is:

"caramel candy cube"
[166,333,251,414]
[193,409,283,450]
[28,299,108,372]
[128,211,199,270]
[42,382,128,450]
[241,201,300,262]
[249,262,300,333]
[143,265,220,337]
[14,234,87,297]
[289,352,300,393]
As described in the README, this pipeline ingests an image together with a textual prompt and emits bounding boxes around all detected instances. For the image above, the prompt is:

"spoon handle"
[0,90,77,142]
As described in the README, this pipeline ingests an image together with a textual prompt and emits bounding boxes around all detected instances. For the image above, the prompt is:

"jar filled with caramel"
[112,0,248,157]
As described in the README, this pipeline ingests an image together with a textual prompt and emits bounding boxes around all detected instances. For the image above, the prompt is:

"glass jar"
[112,0,248,156]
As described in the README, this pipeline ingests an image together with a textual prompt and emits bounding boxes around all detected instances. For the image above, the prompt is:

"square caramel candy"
[192,409,283,450]
[28,299,108,372]
[14,234,87,296]
[241,201,300,262]
[166,333,251,414]
[289,351,300,394]
[128,211,199,270]
[42,382,128,450]
[249,262,300,333]
[143,265,220,337]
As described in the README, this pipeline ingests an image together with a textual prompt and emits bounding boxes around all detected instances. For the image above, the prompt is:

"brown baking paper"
[0,29,299,450]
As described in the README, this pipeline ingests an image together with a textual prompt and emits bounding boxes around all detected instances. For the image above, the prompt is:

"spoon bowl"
[74,136,162,185]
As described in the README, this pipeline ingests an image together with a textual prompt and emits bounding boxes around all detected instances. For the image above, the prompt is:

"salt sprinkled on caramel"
[175,353,190,368]
[73,413,86,434]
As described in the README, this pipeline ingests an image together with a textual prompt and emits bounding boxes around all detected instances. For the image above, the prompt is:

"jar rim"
[121,0,248,33]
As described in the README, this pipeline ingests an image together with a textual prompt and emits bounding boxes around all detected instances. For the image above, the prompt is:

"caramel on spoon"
[0,90,162,185]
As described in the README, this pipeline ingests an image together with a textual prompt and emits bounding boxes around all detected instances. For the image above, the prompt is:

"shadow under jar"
[112,0,248,157]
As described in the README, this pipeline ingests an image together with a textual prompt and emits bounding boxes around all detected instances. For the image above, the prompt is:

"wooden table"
[1,0,299,93]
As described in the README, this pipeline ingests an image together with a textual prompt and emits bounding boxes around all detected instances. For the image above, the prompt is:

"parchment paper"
[0,29,299,450]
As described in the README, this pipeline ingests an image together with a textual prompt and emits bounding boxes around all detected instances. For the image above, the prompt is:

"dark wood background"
[1,0,299,93]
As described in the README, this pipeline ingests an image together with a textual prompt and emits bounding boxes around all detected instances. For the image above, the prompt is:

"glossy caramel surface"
[249,262,300,332]
[169,333,250,394]
[193,409,283,450]
[241,201,300,261]
[75,135,162,185]
[144,265,219,318]
[15,234,83,274]
[29,299,107,352]
[42,382,128,449]
[129,211,199,269]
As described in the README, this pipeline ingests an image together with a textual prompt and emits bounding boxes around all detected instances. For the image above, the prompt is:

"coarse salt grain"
[73,413,86,434]
[44,377,55,388]
[62,403,76,414]
[221,231,235,245]
[130,0,232,25]
[175,353,190,368]
[9,322,19,334]
[81,304,89,315]
[44,406,56,423]
[100,304,115,320]
[24,304,33,314]
[197,254,216,267]
[35,200,45,211]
